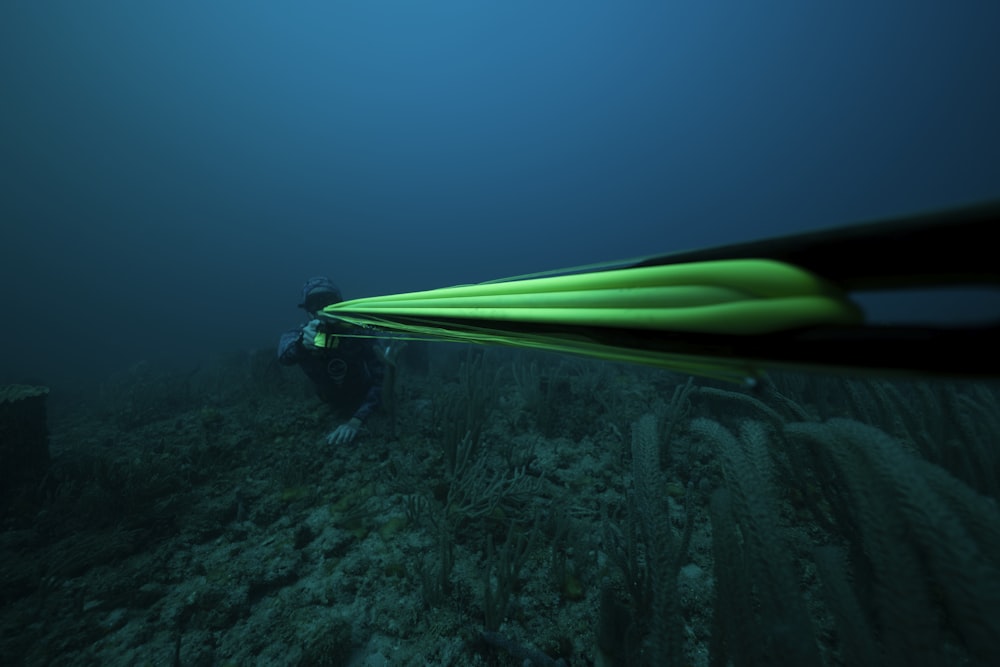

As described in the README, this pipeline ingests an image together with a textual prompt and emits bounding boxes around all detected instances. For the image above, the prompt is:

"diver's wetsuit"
[277,325,383,422]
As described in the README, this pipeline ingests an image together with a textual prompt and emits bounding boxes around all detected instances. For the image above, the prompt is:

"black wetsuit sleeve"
[277,327,305,365]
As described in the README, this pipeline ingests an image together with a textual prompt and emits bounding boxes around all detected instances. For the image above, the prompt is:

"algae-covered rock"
[0,384,49,405]
[0,384,51,499]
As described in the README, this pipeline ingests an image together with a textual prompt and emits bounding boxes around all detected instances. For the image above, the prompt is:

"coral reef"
[1,348,998,666]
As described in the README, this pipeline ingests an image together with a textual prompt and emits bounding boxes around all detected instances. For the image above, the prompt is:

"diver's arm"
[277,327,306,365]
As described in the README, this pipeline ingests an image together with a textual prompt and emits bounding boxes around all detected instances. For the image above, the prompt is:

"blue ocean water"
[1,3,998,665]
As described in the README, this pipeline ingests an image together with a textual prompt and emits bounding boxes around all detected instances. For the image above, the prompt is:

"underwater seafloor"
[2,344,999,667]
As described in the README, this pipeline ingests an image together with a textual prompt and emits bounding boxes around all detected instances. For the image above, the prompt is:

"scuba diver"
[278,277,384,445]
